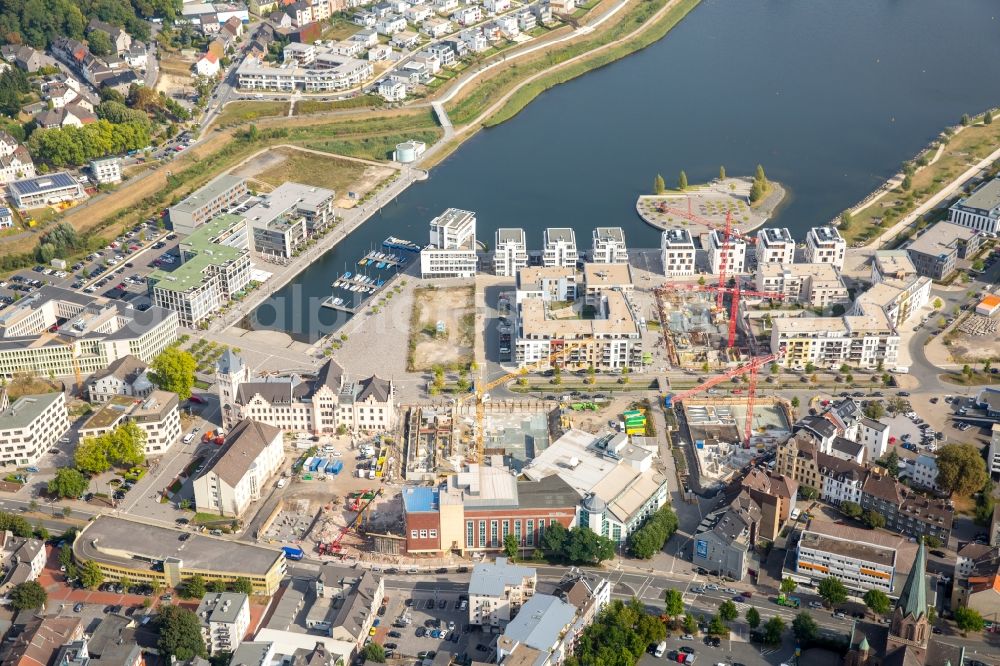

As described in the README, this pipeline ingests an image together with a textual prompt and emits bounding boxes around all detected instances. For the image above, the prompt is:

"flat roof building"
[73,515,287,594]
[707,229,747,275]
[468,557,536,627]
[0,286,177,379]
[420,208,477,278]
[494,228,528,277]
[756,227,796,265]
[79,390,181,456]
[771,309,899,370]
[168,174,248,235]
[237,52,374,93]
[805,225,846,269]
[660,228,695,276]
[795,525,900,595]
[755,262,849,308]
[582,262,633,296]
[7,172,86,208]
[542,228,577,269]
[591,227,627,264]
[949,176,1000,235]
[0,390,68,468]
[905,221,981,281]
[197,592,251,655]
[515,266,576,303]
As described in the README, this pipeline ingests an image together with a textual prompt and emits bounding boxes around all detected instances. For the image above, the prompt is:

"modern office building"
[804,225,847,269]
[167,175,248,235]
[660,228,696,276]
[0,286,177,378]
[542,228,577,268]
[420,208,478,278]
[0,390,68,468]
[192,419,285,519]
[148,214,252,328]
[197,592,251,655]
[494,228,528,277]
[468,557,537,627]
[591,227,628,264]
[756,227,796,265]
[78,391,181,456]
[706,229,747,275]
[949,176,1000,235]
[7,172,86,208]
[73,515,287,594]
[905,221,982,281]
[241,182,337,254]
[792,523,907,595]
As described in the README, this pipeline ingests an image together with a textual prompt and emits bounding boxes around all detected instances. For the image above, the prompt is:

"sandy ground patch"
[409,285,475,371]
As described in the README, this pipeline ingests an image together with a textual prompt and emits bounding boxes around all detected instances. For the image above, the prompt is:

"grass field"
[250,147,371,192]
[845,114,1000,244]
[214,101,290,127]
[293,95,385,115]
[306,128,443,161]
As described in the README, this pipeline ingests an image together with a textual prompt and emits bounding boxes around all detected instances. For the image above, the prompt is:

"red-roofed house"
[195,52,221,77]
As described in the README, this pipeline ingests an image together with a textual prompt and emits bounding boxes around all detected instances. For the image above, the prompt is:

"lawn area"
[293,95,385,115]
[940,371,1000,387]
[321,19,359,40]
[845,115,1000,244]
[214,101,290,127]
[253,147,369,192]
[305,128,442,161]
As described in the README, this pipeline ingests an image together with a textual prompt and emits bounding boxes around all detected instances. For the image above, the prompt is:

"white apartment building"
[987,424,1000,476]
[420,208,478,278]
[755,263,849,308]
[236,52,374,93]
[591,227,628,264]
[79,391,181,456]
[496,594,577,666]
[949,177,1000,236]
[192,419,285,518]
[0,287,177,379]
[804,225,847,269]
[860,251,932,328]
[0,390,69,468]
[148,214,252,328]
[494,227,528,277]
[468,557,536,627]
[660,228,695,276]
[217,352,396,435]
[857,417,890,463]
[756,227,796,265]
[89,157,122,185]
[197,592,251,655]
[542,228,578,268]
[515,266,576,303]
[905,454,941,492]
[84,356,152,403]
[706,229,746,275]
[772,310,899,370]
[167,175,247,235]
[795,527,897,594]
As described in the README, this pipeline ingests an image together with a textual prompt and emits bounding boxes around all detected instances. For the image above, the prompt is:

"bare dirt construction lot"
[155,51,196,98]
[230,146,396,208]
[408,285,475,371]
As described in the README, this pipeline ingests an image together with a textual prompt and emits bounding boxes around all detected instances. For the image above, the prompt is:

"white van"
[277,478,287,489]
[654,642,667,658]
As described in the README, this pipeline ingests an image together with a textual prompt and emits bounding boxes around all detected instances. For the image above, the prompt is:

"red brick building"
[402,461,579,555]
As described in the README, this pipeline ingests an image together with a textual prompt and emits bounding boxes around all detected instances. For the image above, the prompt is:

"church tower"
[216,349,249,429]
[888,538,930,651]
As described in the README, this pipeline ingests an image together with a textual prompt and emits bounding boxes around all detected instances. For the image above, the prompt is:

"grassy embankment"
[843,112,1000,245]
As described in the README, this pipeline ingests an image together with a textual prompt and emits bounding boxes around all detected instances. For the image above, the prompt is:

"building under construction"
[654,286,740,367]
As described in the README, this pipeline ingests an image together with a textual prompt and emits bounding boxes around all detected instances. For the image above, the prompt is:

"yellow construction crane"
[59,338,83,394]
[456,340,593,463]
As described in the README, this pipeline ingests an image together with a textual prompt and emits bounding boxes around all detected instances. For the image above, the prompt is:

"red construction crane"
[664,350,783,443]
[319,488,383,555]
[655,282,785,348]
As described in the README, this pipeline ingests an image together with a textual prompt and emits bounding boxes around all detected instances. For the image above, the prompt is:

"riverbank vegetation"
[841,108,1000,245]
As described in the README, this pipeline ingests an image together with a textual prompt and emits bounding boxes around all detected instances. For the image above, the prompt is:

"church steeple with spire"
[889,537,929,650]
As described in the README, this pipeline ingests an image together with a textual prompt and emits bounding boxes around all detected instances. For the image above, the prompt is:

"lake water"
[251,0,1000,340]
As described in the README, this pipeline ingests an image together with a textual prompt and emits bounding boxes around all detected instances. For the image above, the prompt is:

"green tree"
[879,449,900,479]
[182,574,207,599]
[954,606,985,632]
[935,443,989,496]
[209,580,227,593]
[840,210,852,230]
[231,578,254,595]
[780,577,797,595]
[719,165,726,180]
[74,436,111,474]
[975,483,996,526]
[901,174,912,191]
[664,589,684,617]
[961,113,971,126]
[503,533,519,559]
[87,30,114,56]
[863,401,885,420]
[755,164,768,186]
[718,600,738,622]
[653,174,665,195]
[562,527,615,564]
[792,612,819,642]
[682,612,698,635]
[48,468,88,498]
[707,614,728,636]
[361,644,386,663]
[541,521,567,554]
[745,607,760,629]
[9,580,47,610]
[986,110,994,125]
[841,501,863,519]
[158,604,208,661]
[790,396,800,409]
[0,512,33,538]
[863,510,886,529]
[863,589,891,617]
[678,170,688,191]
[150,347,198,400]
[804,362,816,373]
[933,297,943,309]
[762,616,785,644]
[80,560,104,589]
[627,505,678,559]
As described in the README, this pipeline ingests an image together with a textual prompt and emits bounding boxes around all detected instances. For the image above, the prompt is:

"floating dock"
[322,238,419,313]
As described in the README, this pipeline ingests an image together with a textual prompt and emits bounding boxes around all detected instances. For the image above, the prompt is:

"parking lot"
[372,588,489,665]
